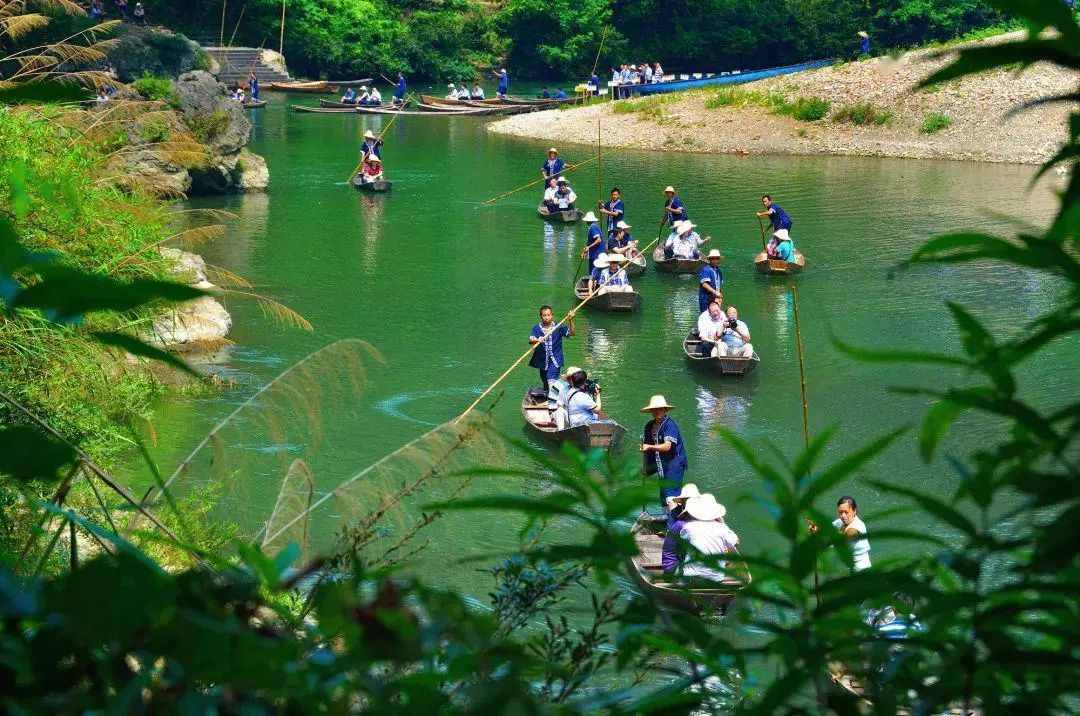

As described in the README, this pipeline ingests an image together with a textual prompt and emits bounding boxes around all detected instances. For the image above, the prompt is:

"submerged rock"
[152,249,232,352]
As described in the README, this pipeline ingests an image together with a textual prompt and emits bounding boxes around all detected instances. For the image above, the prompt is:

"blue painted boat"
[629,59,834,96]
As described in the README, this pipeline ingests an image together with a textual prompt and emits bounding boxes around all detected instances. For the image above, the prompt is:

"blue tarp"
[628,59,834,96]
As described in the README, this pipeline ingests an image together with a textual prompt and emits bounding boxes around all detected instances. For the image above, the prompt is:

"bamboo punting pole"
[279,0,287,55]
[345,95,411,183]
[482,154,599,206]
[219,0,227,48]
[791,285,810,452]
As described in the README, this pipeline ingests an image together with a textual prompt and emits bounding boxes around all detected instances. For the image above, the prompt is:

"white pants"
[598,284,632,294]
[717,342,753,358]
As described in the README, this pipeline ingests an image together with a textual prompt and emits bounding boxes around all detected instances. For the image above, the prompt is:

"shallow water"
[125,94,1073,618]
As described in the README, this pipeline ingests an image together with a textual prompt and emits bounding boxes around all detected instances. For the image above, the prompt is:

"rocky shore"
[489,33,1077,165]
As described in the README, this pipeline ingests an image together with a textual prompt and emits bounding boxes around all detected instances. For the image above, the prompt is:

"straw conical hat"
[593,253,610,268]
[707,249,722,259]
[582,211,598,222]
[640,394,675,412]
[674,483,701,501]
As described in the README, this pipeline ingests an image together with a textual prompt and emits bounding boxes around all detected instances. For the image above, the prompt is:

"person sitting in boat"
[360,154,383,184]
[456,85,472,100]
[810,496,871,572]
[542,178,560,214]
[368,86,383,105]
[357,87,372,105]
[360,130,382,159]
[717,306,753,358]
[95,86,110,103]
[698,249,724,313]
[695,301,728,358]
[678,495,740,584]
[598,186,624,235]
[663,186,688,227]
[494,68,509,98]
[756,194,796,261]
[541,148,565,185]
[553,88,569,100]
[539,87,551,99]
[528,304,576,393]
[547,365,580,430]
[661,483,701,573]
[393,72,407,106]
[581,211,604,268]
[471,83,485,100]
[664,221,709,260]
[640,395,687,505]
[606,221,639,259]
[341,87,358,104]
[554,177,577,210]
[445,83,458,100]
[566,369,602,428]
[591,254,632,295]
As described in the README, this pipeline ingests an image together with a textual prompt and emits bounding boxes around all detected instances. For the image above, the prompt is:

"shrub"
[612,95,671,121]
[187,109,230,143]
[773,95,831,121]
[138,118,171,144]
[921,112,952,134]
[833,102,893,126]
[132,74,177,106]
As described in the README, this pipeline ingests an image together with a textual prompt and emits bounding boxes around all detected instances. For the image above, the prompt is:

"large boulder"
[260,49,288,77]
[236,149,269,192]
[151,249,232,352]
[174,71,251,154]
[107,148,192,196]
[107,27,206,83]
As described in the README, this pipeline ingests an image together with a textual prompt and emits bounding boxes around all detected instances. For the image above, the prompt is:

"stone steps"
[203,47,292,86]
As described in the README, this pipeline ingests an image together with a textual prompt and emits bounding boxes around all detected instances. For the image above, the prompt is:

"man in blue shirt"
[393,72,407,106]
[663,186,688,227]
[581,211,605,268]
[541,148,565,185]
[360,129,382,159]
[640,395,688,506]
[698,249,724,313]
[756,194,795,261]
[606,220,636,258]
[588,73,600,96]
[598,187,624,235]
[528,305,576,392]
[494,68,509,98]
[858,31,870,55]
[554,88,568,99]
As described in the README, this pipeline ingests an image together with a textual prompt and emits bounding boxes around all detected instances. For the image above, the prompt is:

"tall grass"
[704,87,831,121]
[833,102,892,126]
[921,112,952,134]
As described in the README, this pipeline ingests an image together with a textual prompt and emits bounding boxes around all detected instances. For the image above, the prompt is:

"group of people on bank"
[611,62,665,98]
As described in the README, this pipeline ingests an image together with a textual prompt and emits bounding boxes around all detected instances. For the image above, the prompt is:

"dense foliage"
[136,0,1007,80]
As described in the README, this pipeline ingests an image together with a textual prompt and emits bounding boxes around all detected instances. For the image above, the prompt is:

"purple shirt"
[662,517,687,572]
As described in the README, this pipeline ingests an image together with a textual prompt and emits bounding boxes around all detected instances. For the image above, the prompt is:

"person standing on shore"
[663,186,687,227]
[641,395,688,506]
[756,194,795,261]
[494,68,509,98]
[857,30,871,56]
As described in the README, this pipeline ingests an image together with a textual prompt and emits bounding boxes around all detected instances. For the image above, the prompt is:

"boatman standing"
[528,305,576,393]
[541,148,565,185]
[248,71,260,101]
[698,249,724,313]
[393,72,407,106]
[640,395,688,507]
[756,194,796,261]
[598,187,624,235]
[663,186,688,227]
[360,129,382,159]
[581,211,605,270]
[494,68,509,98]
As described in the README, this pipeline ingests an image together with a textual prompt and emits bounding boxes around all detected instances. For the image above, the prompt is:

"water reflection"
[758,281,794,347]
[356,191,385,273]
[541,222,576,284]
[694,384,752,438]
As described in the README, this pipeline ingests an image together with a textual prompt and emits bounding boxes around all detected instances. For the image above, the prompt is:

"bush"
[131,74,177,105]
[187,109,230,143]
[138,118,171,144]
[612,95,670,121]
[773,95,831,121]
[921,112,952,133]
[833,102,893,126]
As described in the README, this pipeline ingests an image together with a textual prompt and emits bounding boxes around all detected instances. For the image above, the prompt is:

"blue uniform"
[603,198,624,234]
[585,222,604,265]
[607,232,631,254]
[542,157,565,181]
[497,72,509,95]
[528,322,570,387]
[589,74,599,90]
[860,36,871,54]
[361,139,381,159]
[642,416,687,502]
[554,89,568,99]
[665,195,687,225]
[394,75,407,101]
[698,265,724,313]
[768,203,793,231]
[250,78,260,100]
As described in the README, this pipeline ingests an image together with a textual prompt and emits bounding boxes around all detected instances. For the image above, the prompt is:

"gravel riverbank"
[488,33,1077,165]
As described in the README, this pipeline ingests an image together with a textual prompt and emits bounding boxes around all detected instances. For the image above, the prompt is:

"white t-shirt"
[369,88,382,102]
[543,186,558,202]
[721,320,750,349]
[556,189,577,208]
[679,519,740,581]
[833,515,871,571]
[697,311,727,343]
[566,389,597,427]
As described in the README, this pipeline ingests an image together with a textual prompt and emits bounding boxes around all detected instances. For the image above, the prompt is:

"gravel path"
[488,33,1078,165]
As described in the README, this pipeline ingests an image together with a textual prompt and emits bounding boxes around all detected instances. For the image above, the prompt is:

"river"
[124,92,1073,627]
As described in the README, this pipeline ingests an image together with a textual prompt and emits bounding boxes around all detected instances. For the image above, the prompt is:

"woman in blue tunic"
[640,395,688,506]
[393,73,407,106]
[528,305,576,392]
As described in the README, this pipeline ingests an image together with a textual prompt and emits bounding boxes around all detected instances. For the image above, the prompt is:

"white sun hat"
[562,365,582,379]
[679,222,697,234]
[593,252,610,268]
[707,249,722,259]
[363,130,376,139]
[663,185,675,193]
[674,483,701,501]
[685,494,726,521]
[640,394,675,412]
[556,175,568,183]
[616,220,631,229]
[582,211,599,222]
[609,253,628,263]
[548,147,559,154]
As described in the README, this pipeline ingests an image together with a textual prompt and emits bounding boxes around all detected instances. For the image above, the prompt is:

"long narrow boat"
[537,204,583,223]
[682,331,760,376]
[351,174,392,192]
[624,253,647,276]
[521,390,626,450]
[419,93,569,108]
[268,80,336,93]
[754,250,806,275]
[628,512,750,614]
[242,99,267,109]
[291,104,356,114]
[415,102,499,114]
[574,277,641,312]
[327,78,374,87]
[319,99,383,109]
[652,245,705,274]
[355,105,493,117]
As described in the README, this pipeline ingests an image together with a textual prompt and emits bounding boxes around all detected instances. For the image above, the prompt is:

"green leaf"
[918,38,1080,90]
[919,400,966,462]
[12,268,204,322]
[0,80,91,106]
[603,484,657,520]
[790,425,836,485]
[867,480,979,538]
[0,426,76,482]
[802,428,906,508]
[425,494,586,522]
[832,335,968,367]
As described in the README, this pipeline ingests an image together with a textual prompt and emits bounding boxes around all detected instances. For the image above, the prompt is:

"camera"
[584,379,600,396]
[727,318,738,329]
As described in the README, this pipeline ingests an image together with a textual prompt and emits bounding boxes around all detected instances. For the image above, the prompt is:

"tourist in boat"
[663,186,688,227]
[677,495,740,584]
[359,155,383,184]
[717,306,753,358]
[368,86,383,105]
[553,88,569,100]
[393,73,407,106]
[248,72,260,101]
[695,301,728,357]
[360,130,382,159]
[232,87,246,102]
[341,87,358,104]
[640,395,687,504]
[547,365,579,430]
[606,221,638,259]
[542,178,560,213]
[494,68,509,98]
[456,85,472,100]
[698,249,724,313]
[598,187,624,235]
[582,211,605,268]
[661,483,700,573]
[528,304,576,393]
[811,496,872,572]
[445,83,458,100]
[566,369,602,427]
[471,83,485,100]
[756,194,796,261]
[541,148,565,185]
[554,177,577,211]
[665,221,708,260]
[591,254,632,295]
[359,87,374,105]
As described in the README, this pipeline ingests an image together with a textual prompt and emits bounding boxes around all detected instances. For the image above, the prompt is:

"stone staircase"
[203,47,292,86]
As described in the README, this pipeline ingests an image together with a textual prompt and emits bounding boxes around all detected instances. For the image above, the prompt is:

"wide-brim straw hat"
[674,483,701,501]
[679,222,697,234]
[663,186,675,193]
[582,211,598,222]
[548,147,559,154]
[640,394,675,412]
[685,494,726,521]
[562,365,582,379]
[857,30,869,38]
[448,83,455,87]
[707,249,722,259]
[670,220,685,233]
[609,254,628,263]
[363,130,376,139]
[367,155,381,163]
[593,253,609,268]
[616,220,631,229]
[557,175,568,183]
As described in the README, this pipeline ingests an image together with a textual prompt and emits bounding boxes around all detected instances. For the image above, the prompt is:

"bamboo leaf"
[0,425,76,482]
[867,480,979,537]
[91,331,201,378]
[802,428,906,508]
[919,399,966,462]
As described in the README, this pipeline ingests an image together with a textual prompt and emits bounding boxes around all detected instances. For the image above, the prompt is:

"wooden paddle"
[756,215,769,253]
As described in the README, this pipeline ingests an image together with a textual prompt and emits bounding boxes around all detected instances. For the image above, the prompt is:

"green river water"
[124,94,1074,626]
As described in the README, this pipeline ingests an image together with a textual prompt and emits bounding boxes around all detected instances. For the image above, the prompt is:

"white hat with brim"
[857,31,869,38]
[448,83,455,87]
[557,176,568,183]
[364,130,376,139]
[679,222,697,234]
[582,211,599,222]
[367,155,381,163]
[685,494,726,521]
[640,394,675,412]
[663,186,675,193]
[548,147,559,154]
[707,249,722,259]
[609,254,628,263]
[616,220,631,230]
[671,220,685,233]
[593,253,610,268]
[562,365,582,379]
[674,483,701,501]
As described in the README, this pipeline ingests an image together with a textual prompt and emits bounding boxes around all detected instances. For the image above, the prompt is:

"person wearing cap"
[606,220,638,259]
[591,253,633,295]
[360,153,383,183]
[493,68,509,98]
[368,85,383,105]
[528,304,576,393]
[471,83,486,100]
[756,194,796,261]
[543,178,560,213]
[598,187,624,235]
[640,395,688,505]
[665,221,709,260]
[663,187,688,227]
[393,72,407,106]
[581,211,604,268]
[546,365,580,430]
[360,129,382,160]
[717,306,753,358]
[698,249,724,313]
[541,148,565,185]
[355,86,371,105]
[554,177,577,210]
[678,494,740,584]
[565,368,602,428]
[445,83,458,100]
[662,483,701,573]
[696,301,728,358]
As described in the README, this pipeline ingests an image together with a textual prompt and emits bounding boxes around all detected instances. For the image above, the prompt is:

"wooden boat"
[415,102,499,114]
[754,249,806,275]
[242,99,267,109]
[419,93,566,108]
[537,204,583,223]
[291,104,356,113]
[319,99,364,108]
[682,331,760,376]
[574,277,641,312]
[351,174,392,192]
[628,512,750,613]
[328,78,374,87]
[624,253,647,276]
[521,389,626,451]
[268,80,336,93]
[354,105,492,117]
[652,245,705,274]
